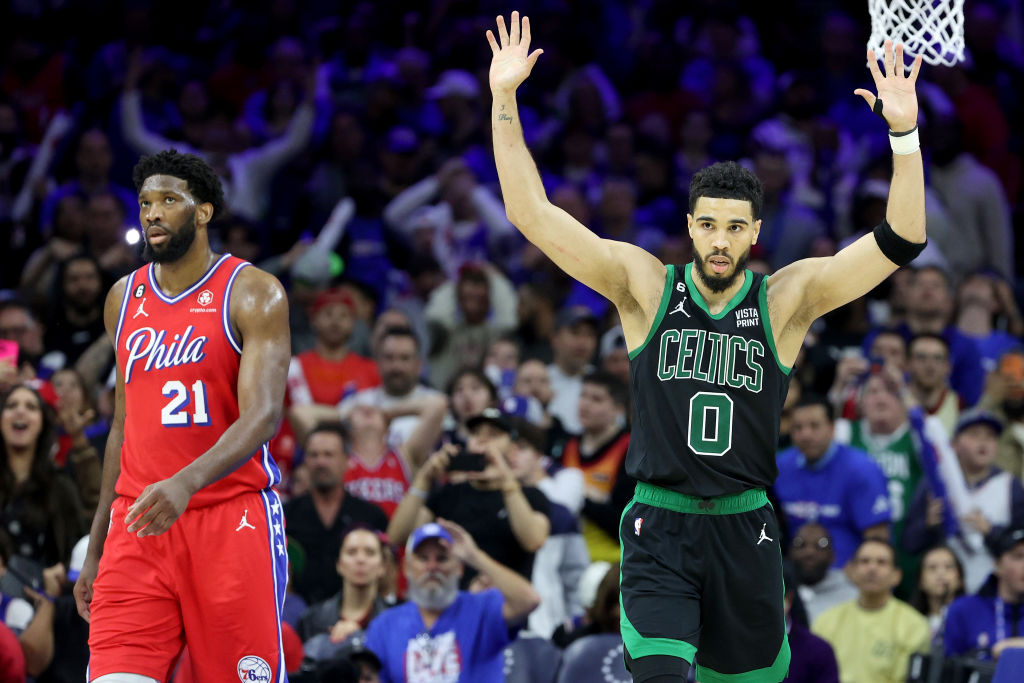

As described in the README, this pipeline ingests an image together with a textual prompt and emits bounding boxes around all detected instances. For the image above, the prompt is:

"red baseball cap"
[311,288,356,316]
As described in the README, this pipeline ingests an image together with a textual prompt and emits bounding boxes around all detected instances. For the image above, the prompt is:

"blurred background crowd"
[1,0,1023,681]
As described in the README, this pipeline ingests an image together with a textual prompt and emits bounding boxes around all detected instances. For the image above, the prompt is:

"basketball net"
[867,0,965,68]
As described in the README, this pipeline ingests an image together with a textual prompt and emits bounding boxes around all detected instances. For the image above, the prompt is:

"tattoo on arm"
[497,113,513,124]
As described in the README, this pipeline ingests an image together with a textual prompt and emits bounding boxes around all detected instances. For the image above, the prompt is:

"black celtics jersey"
[626,262,791,497]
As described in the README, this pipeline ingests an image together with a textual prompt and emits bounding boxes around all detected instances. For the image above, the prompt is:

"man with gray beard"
[365,521,539,683]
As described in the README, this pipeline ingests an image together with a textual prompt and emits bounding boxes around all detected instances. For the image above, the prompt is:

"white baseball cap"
[577,561,613,610]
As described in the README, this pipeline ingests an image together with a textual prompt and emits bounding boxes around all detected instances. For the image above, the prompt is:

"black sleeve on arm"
[987,475,1024,545]
[522,486,551,517]
[902,480,944,554]
[1010,476,1024,526]
[354,498,389,532]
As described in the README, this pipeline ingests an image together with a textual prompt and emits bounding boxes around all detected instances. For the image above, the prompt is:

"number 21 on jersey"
[161,380,210,426]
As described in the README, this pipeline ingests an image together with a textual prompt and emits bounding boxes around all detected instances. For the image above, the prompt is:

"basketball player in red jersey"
[72,150,291,683]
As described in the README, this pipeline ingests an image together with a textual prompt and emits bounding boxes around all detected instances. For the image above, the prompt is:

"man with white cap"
[364,520,539,682]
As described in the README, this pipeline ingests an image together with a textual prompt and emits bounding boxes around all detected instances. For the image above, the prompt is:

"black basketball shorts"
[618,482,790,683]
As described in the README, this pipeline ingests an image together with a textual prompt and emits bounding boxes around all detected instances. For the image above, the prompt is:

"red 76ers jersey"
[114,254,281,508]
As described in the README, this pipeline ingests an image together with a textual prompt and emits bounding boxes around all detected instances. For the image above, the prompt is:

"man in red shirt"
[274,288,381,471]
[288,287,380,406]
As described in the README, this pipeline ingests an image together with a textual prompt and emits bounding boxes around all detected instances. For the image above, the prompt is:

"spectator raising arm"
[120,52,200,157]
[475,440,549,553]
[438,518,540,624]
[387,446,453,546]
[388,394,449,469]
[287,403,342,443]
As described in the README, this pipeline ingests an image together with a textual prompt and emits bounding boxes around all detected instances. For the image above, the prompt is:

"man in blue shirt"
[365,521,540,682]
[945,525,1024,661]
[775,394,892,566]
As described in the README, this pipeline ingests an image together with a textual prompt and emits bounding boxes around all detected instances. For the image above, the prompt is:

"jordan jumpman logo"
[669,300,690,317]
[133,297,149,319]
[757,523,773,545]
[235,510,256,532]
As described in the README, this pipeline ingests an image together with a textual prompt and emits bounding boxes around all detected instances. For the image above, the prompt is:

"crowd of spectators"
[1,0,1023,681]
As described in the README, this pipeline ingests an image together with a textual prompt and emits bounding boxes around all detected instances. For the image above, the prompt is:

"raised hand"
[486,11,543,96]
[437,517,480,565]
[59,402,96,440]
[466,442,515,491]
[854,39,923,132]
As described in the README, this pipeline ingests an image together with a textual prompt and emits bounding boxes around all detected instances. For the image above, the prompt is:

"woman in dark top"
[297,526,395,643]
[0,384,85,567]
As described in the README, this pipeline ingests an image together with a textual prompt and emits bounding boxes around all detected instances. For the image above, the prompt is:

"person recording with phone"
[0,298,60,387]
[387,407,550,586]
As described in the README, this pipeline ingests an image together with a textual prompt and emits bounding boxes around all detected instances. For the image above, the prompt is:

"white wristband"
[889,126,920,155]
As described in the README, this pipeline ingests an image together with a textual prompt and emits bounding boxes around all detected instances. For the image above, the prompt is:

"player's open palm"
[854,39,923,132]
[486,11,543,96]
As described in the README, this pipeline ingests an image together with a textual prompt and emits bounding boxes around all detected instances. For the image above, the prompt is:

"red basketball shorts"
[88,489,288,682]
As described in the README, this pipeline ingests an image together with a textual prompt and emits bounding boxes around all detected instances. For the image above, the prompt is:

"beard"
[383,373,415,397]
[692,246,751,293]
[795,560,829,586]
[143,211,198,263]
[408,571,459,611]
[310,469,340,493]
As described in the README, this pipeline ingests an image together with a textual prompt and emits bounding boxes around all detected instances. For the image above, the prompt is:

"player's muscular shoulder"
[228,266,289,340]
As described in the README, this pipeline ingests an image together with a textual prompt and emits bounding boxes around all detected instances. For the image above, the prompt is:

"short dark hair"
[689,161,764,220]
[446,367,498,403]
[132,149,226,220]
[583,370,629,408]
[912,265,953,291]
[87,191,126,218]
[306,422,348,450]
[792,393,834,423]
[873,327,906,343]
[457,264,489,288]
[908,332,950,357]
[57,251,106,293]
[378,325,420,352]
[854,538,897,565]
[0,297,35,321]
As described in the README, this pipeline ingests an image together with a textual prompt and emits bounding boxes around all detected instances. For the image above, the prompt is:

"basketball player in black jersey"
[487,12,925,683]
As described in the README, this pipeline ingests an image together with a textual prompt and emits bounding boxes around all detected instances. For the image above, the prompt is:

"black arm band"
[872,218,927,267]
